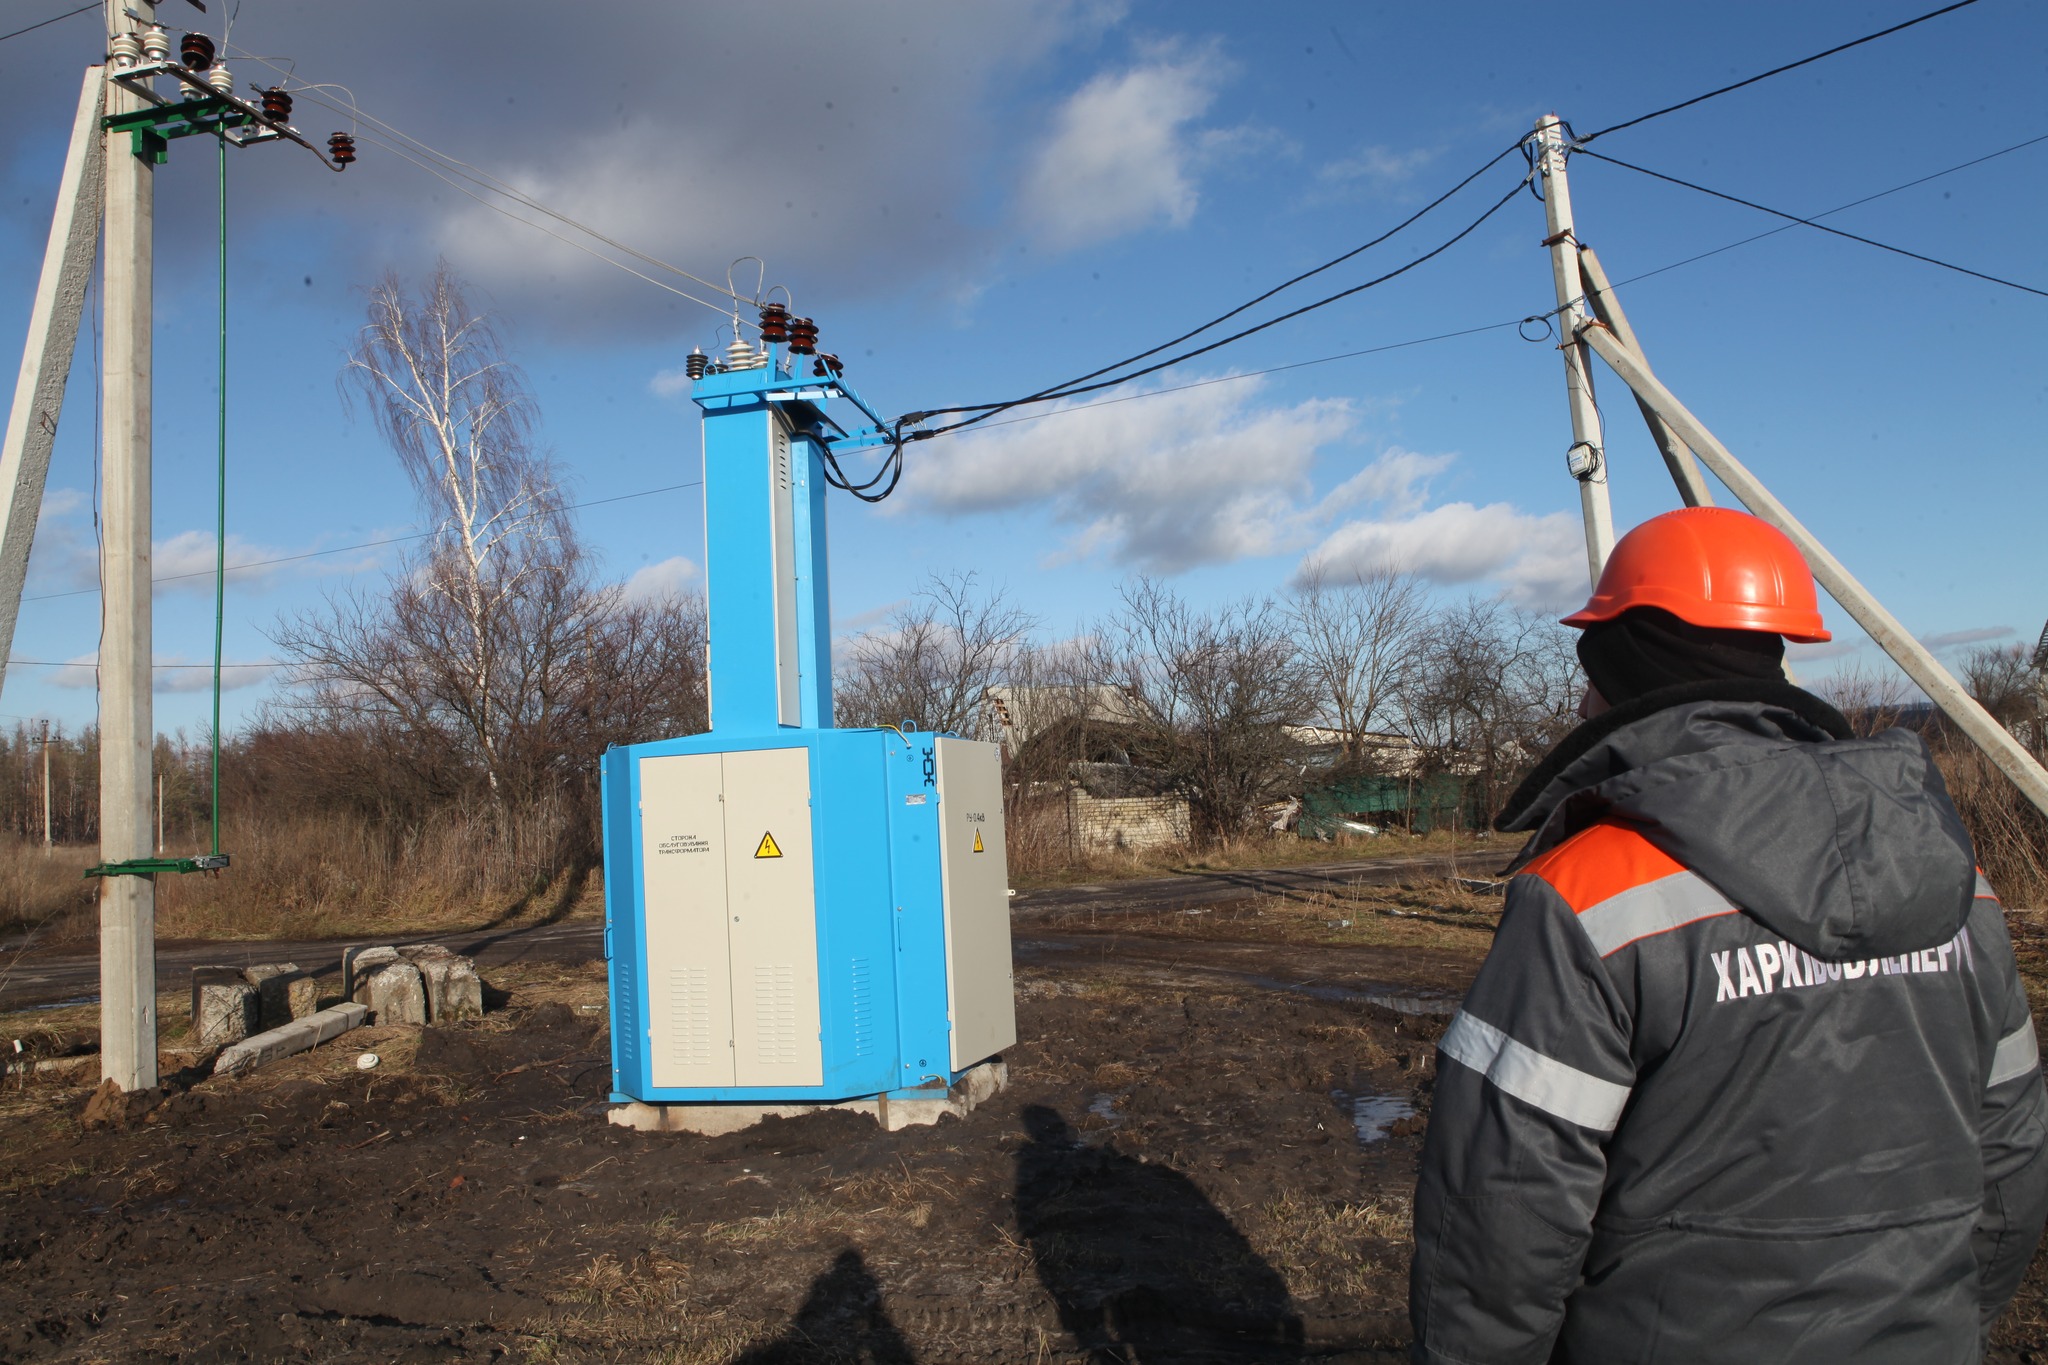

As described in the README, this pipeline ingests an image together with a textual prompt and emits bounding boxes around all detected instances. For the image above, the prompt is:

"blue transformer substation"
[602,320,1017,1107]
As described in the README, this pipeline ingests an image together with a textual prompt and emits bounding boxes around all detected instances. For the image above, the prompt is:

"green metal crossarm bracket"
[85,854,231,880]
[104,96,256,162]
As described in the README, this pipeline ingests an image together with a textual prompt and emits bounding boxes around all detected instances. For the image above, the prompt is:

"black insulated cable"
[907,140,1528,424]
[909,173,1531,441]
[1579,0,1983,143]
[1577,148,2048,299]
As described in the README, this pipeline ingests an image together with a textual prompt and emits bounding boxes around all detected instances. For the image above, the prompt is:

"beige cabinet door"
[640,752,735,1089]
[936,738,1018,1070]
[722,747,823,1087]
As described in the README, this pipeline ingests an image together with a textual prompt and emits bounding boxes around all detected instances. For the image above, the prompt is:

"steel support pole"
[1575,245,1715,509]
[1533,114,1614,584]
[1579,320,2048,818]
[0,68,104,701]
[101,1,158,1092]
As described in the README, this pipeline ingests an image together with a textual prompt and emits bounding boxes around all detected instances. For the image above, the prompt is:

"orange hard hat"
[1562,507,1830,642]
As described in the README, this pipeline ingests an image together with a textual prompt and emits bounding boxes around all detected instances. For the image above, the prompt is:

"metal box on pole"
[602,346,1016,1107]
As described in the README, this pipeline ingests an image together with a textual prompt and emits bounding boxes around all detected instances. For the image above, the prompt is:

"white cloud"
[153,531,301,593]
[1021,43,1241,249]
[623,556,700,605]
[649,367,694,399]
[1921,625,2013,651]
[1301,454,1588,609]
[41,654,276,693]
[902,375,1357,573]
[1317,143,1438,191]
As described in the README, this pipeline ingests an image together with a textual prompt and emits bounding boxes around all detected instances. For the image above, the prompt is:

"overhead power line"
[0,2,95,46]
[1580,0,1983,142]
[1578,148,2048,299]
[909,173,1532,440]
[910,141,1528,424]
[22,480,705,605]
[955,133,2047,438]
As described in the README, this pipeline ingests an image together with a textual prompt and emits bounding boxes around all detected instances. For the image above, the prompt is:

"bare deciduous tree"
[1396,597,1582,812]
[1287,558,1426,768]
[1810,661,1919,738]
[1097,579,1317,843]
[335,264,571,803]
[835,573,1037,739]
[1959,644,2044,752]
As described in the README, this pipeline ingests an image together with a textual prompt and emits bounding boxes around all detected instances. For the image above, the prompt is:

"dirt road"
[0,852,1467,1010]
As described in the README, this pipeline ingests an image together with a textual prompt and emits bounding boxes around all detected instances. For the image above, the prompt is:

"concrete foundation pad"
[609,1060,1009,1136]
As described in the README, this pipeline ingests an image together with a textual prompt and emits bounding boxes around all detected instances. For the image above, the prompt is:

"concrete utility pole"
[1580,321,2048,820]
[101,0,159,1093]
[41,720,52,853]
[1575,245,1715,510]
[0,68,103,699]
[1533,114,1615,585]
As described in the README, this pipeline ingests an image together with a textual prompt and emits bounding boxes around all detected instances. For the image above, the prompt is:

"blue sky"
[0,0,2042,735]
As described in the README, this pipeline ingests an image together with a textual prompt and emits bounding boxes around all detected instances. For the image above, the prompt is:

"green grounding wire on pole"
[86,130,232,881]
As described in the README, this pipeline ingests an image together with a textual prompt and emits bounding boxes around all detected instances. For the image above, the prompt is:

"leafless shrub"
[1809,661,1918,738]
[834,572,1036,739]
[1286,558,1426,767]
[1095,578,1318,844]
[1395,597,1582,814]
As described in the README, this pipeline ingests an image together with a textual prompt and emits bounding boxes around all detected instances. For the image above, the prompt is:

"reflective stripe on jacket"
[1410,695,2048,1365]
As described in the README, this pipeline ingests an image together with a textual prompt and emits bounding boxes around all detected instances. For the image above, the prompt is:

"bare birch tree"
[335,264,571,804]
[1287,558,1427,767]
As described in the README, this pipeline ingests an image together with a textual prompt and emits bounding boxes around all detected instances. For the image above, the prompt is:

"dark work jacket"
[1408,690,2048,1364]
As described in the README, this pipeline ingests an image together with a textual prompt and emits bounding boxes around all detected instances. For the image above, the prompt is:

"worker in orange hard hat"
[1409,506,2048,1364]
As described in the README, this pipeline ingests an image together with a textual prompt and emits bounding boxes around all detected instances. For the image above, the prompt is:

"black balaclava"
[1575,606,1785,706]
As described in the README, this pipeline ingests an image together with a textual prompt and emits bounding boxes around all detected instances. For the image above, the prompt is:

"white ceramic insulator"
[725,337,765,370]
[140,25,171,63]
[109,33,142,70]
[205,66,233,95]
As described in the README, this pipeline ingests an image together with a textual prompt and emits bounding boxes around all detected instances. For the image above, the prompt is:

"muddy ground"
[4,879,2048,1363]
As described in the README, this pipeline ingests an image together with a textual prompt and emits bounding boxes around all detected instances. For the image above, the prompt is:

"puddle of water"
[1332,1088,1415,1144]
[18,994,97,1012]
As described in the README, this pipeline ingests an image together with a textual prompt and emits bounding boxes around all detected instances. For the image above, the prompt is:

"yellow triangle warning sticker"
[972,830,985,853]
[754,831,783,859]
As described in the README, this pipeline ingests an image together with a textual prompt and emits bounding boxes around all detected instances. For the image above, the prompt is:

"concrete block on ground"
[342,945,399,1001]
[607,1059,1009,1137]
[397,943,484,1023]
[191,967,258,1049]
[213,1002,368,1079]
[358,960,427,1026]
[241,963,315,1030]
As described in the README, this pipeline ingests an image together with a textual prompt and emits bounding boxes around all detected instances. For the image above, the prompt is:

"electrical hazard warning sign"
[754,831,783,859]
[972,830,985,853]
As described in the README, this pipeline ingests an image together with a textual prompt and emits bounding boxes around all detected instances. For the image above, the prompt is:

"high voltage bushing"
[757,303,789,344]
[179,32,215,71]
[685,347,709,380]
[813,352,844,379]
[787,317,818,356]
[327,132,356,168]
[260,87,293,123]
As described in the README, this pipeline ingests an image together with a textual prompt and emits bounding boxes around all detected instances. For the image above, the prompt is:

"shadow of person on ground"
[731,1248,916,1364]
[1015,1104,1304,1364]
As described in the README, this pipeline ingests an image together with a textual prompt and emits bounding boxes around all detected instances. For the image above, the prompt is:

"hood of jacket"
[1496,680,1977,960]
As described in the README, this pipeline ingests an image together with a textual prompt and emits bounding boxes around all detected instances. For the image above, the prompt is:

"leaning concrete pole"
[1579,320,2048,819]
[0,68,104,699]
[101,0,158,1092]
[1575,245,1715,510]
[1533,114,1615,584]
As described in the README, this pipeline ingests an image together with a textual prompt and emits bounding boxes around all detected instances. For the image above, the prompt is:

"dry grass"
[1252,1190,1413,1304]
[1937,742,2048,909]
[1010,820,1487,891]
